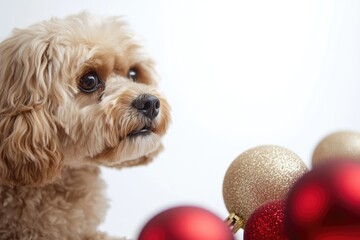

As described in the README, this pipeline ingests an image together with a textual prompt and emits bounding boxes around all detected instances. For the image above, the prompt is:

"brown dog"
[0,12,170,240]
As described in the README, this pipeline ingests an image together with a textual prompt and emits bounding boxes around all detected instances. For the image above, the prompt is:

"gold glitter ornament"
[312,131,360,167]
[223,145,308,233]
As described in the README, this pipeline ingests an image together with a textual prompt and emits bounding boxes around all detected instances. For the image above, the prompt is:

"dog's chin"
[88,131,162,167]
[111,141,164,168]
[121,131,161,160]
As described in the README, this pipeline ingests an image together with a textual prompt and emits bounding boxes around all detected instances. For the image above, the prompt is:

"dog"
[0,12,170,240]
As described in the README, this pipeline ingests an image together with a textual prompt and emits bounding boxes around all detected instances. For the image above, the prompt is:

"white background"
[1,1,360,239]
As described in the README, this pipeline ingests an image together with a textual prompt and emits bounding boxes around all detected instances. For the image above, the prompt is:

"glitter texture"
[244,200,287,240]
[223,145,308,224]
[312,131,360,166]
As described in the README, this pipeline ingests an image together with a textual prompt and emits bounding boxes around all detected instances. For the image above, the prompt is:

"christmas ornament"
[223,145,308,233]
[312,131,360,166]
[244,200,287,240]
[285,159,360,240]
[137,206,234,240]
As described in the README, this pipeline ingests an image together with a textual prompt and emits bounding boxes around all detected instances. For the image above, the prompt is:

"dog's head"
[0,12,170,186]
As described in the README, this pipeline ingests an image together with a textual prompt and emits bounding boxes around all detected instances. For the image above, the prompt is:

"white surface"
[1,1,360,239]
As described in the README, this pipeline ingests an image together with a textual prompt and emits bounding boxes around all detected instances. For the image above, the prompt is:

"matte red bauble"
[285,160,360,240]
[138,206,234,240]
[244,200,287,240]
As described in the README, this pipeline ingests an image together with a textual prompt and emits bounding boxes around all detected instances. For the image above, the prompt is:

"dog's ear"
[0,29,63,186]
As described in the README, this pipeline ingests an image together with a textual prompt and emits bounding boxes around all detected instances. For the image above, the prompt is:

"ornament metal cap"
[225,212,244,234]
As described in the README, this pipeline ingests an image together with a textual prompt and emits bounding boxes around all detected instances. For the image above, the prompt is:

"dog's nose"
[132,94,160,120]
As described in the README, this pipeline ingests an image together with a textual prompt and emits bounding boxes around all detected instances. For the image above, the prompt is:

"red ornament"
[244,200,288,240]
[285,160,360,240]
[137,206,234,240]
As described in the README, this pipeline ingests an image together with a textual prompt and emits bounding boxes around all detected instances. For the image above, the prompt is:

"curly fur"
[0,12,170,239]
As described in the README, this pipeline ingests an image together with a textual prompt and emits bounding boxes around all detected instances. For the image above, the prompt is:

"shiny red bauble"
[138,206,234,240]
[244,200,287,240]
[285,160,360,240]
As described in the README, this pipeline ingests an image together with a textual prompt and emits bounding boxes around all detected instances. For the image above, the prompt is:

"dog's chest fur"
[0,166,108,240]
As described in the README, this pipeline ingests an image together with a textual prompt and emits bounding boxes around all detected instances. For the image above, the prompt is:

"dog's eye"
[128,69,137,81]
[79,72,100,93]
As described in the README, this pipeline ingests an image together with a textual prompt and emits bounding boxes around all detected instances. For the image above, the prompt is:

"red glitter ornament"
[244,200,287,240]
[137,206,234,240]
[285,160,360,240]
